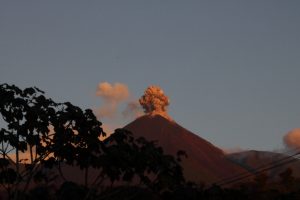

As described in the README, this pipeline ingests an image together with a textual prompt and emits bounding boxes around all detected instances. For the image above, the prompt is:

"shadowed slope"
[124,114,250,184]
[227,150,300,180]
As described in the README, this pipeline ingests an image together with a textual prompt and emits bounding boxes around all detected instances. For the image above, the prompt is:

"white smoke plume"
[283,128,300,149]
[96,82,129,119]
[139,85,171,119]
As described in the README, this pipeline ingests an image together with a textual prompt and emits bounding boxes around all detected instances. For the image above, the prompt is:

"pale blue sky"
[1,1,300,151]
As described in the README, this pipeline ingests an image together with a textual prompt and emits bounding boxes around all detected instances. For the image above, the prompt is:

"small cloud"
[283,128,300,149]
[96,82,129,103]
[95,82,130,119]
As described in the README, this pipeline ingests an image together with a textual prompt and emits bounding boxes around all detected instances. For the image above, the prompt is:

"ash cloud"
[139,85,170,119]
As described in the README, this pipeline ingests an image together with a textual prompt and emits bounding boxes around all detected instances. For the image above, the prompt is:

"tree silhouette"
[0,83,63,199]
[0,83,185,200]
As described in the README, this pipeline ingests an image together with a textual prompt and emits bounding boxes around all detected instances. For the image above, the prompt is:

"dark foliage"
[0,83,185,199]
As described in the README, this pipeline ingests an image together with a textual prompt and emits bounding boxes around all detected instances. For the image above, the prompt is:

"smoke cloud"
[96,82,130,119]
[96,82,129,103]
[122,101,143,119]
[95,82,143,135]
[139,85,170,118]
[283,128,300,149]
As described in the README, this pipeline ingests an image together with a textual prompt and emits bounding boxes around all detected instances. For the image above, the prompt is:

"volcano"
[124,114,250,184]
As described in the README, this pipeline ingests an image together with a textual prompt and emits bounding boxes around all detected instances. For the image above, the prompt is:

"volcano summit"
[124,86,249,184]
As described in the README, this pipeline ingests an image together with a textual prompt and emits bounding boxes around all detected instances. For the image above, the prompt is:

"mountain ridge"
[227,150,300,180]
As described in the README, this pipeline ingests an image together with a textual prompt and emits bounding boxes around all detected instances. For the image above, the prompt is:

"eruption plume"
[283,128,300,149]
[139,85,171,119]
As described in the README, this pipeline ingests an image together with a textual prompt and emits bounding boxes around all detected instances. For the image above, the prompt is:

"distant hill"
[227,150,300,180]
[124,114,250,184]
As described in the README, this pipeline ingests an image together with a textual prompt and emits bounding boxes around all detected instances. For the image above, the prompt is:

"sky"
[1,1,300,151]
